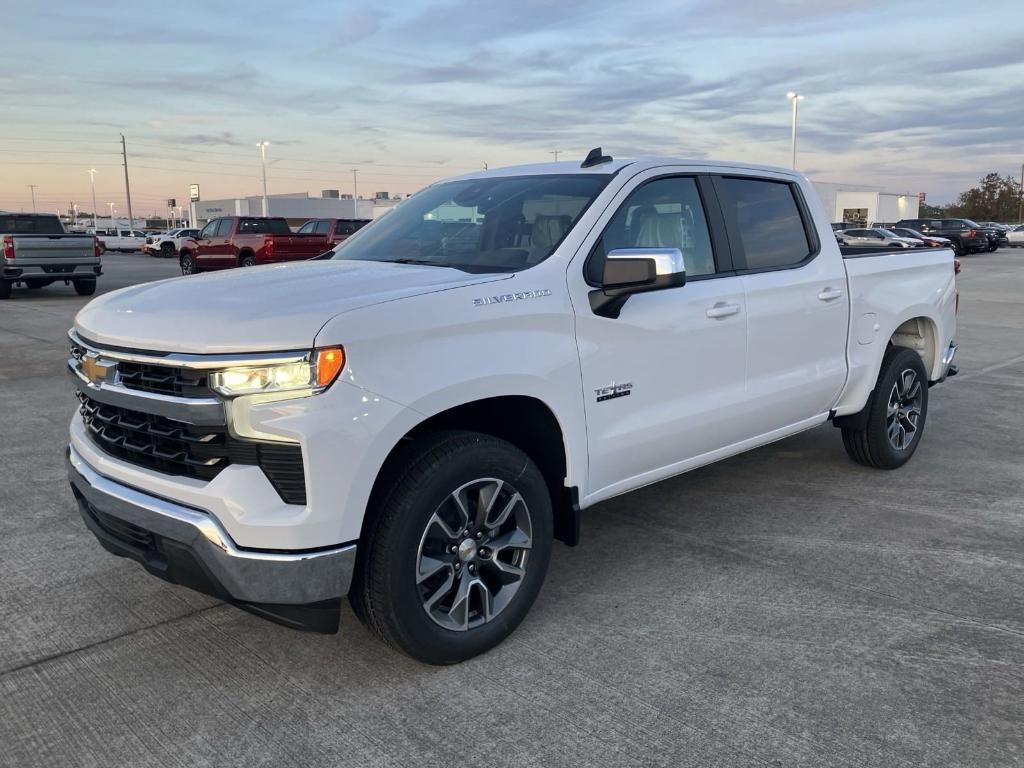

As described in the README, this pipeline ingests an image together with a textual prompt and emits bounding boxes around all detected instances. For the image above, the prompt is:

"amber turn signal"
[316,346,345,388]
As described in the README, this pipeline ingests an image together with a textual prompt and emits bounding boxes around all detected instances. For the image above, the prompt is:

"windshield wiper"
[386,258,453,268]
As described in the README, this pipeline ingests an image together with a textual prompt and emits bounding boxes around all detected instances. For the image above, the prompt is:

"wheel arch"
[361,395,579,548]
[888,314,941,381]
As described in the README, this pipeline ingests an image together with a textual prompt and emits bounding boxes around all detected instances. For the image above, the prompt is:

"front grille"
[117,361,212,398]
[78,392,306,504]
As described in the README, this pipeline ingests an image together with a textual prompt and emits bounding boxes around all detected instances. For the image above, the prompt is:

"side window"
[297,222,316,234]
[314,220,333,235]
[216,219,234,237]
[717,177,812,270]
[587,176,716,283]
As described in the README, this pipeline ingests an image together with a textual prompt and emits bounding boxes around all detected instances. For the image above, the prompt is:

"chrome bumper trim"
[68,358,226,426]
[67,446,355,604]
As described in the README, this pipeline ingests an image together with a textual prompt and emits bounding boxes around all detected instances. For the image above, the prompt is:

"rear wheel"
[350,431,553,664]
[73,278,97,296]
[240,253,256,267]
[0,280,11,299]
[841,346,928,469]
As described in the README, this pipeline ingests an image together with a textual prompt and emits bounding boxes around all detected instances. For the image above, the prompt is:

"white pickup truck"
[66,152,958,664]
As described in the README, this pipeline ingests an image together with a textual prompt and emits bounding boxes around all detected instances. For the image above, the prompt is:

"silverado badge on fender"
[473,289,551,306]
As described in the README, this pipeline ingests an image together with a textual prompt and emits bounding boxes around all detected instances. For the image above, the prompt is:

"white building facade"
[812,182,920,226]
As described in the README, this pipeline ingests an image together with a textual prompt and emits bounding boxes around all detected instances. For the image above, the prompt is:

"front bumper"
[68,445,356,633]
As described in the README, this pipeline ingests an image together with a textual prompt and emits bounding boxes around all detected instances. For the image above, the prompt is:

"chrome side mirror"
[589,247,686,318]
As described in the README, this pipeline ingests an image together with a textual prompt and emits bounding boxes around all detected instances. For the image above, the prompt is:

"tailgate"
[12,235,96,263]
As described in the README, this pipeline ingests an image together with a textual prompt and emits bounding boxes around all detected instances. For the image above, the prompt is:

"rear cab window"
[0,215,65,234]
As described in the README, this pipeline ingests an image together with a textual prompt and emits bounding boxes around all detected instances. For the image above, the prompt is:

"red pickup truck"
[296,218,371,247]
[178,217,328,275]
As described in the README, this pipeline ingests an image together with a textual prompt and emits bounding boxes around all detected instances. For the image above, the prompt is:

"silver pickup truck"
[1,213,101,299]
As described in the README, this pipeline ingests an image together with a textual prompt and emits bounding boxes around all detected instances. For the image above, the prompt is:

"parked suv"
[142,228,200,258]
[893,219,988,255]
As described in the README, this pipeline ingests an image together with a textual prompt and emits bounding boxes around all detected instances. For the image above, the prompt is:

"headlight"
[209,346,345,396]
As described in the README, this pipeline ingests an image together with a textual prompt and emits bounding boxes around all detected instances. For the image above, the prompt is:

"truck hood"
[75,260,509,353]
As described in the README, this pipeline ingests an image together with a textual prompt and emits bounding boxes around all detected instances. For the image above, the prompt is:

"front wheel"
[841,346,928,469]
[350,431,553,664]
[180,251,198,275]
[160,242,175,258]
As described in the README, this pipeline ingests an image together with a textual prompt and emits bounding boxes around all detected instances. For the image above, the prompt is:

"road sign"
[189,184,200,202]
[167,198,176,208]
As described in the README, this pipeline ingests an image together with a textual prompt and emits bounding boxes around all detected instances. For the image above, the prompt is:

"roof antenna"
[581,147,613,168]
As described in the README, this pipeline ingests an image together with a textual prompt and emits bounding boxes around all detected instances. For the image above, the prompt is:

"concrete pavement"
[1,251,1021,767]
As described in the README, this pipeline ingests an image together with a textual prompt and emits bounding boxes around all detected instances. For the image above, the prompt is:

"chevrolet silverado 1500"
[177,216,326,273]
[2,213,101,299]
[66,153,958,664]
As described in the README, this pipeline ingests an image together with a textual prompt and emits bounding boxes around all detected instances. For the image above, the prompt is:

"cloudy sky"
[2,0,1022,216]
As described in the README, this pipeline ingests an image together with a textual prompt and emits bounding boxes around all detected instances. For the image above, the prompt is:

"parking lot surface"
[1,252,1022,767]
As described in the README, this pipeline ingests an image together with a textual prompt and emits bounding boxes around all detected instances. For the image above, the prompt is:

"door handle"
[706,302,741,318]
[818,287,843,301]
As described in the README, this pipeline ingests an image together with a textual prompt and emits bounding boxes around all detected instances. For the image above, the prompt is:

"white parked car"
[1007,224,1024,247]
[141,228,200,258]
[88,228,147,253]
[838,228,922,249]
[66,152,958,663]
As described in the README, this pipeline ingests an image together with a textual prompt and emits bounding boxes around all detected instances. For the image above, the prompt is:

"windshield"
[0,214,65,234]
[329,174,610,272]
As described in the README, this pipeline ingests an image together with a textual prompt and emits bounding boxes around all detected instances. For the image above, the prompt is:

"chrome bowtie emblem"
[80,353,115,386]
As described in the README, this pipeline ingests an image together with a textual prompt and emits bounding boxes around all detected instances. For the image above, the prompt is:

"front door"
[571,172,748,502]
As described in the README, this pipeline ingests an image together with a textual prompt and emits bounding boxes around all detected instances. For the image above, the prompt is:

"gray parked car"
[839,228,922,249]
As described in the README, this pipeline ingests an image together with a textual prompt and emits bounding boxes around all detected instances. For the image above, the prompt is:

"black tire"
[0,280,11,300]
[841,345,928,470]
[160,242,175,258]
[180,251,198,275]
[73,279,97,296]
[240,252,256,268]
[350,430,553,664]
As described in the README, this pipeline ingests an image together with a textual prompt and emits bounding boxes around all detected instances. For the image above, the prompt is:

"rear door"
[572,170,749,498]
[714,174,848,434]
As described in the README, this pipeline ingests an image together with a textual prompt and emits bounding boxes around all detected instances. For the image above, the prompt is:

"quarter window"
[718,178,812,270]
[588,176,716,282]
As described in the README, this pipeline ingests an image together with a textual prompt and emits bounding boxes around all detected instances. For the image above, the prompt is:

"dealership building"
[189,191,391,228]
[811,182,920,226]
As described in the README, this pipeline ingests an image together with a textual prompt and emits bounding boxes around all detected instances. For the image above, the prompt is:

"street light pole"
[257,141,270,216]
[352,169,359,203]
[1018,163,1023,224]
[88,168,98,229]
[108,203,116,232]
[786,92,804,170]
[549,150,561,162]
[27,184,37,212]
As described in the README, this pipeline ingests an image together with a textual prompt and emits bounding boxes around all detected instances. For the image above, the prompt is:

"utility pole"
[27,184,37,212]
[257,141,270,216]
[549,150,561,162]
[88,168,99,228]
[352,169,359,202]
[120,134,135,231]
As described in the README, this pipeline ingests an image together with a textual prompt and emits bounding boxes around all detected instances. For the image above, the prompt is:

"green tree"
[946,173,1022,222]
[919,201,947,218]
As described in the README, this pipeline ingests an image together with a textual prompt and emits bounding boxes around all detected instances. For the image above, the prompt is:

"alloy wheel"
[416,478,533,631]
[886,368,923,450]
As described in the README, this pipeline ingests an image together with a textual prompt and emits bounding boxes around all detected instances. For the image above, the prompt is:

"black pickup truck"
[893,218,989,256]
[1,213,101,299]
